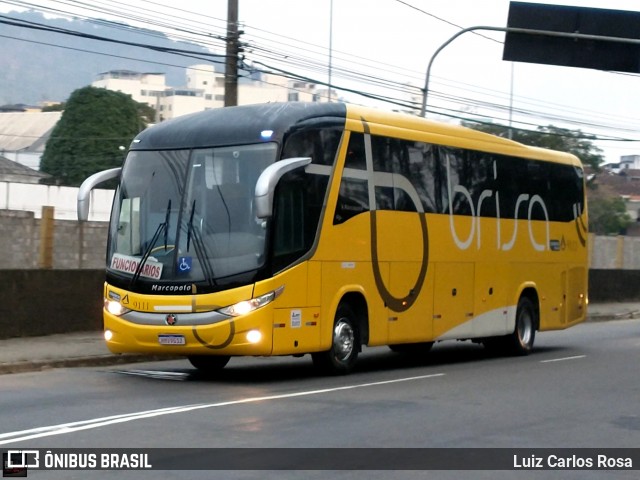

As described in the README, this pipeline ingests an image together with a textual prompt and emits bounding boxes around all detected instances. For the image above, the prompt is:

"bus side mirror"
[77,167,122,222]
[254,157,311,219]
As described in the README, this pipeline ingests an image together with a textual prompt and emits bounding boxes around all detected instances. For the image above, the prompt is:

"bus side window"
[116,197,141,255]
[273,175,305,257]
[334,178,370,225]
[334,132,370,224]
[272,170,329,272]
[372,135,439,214]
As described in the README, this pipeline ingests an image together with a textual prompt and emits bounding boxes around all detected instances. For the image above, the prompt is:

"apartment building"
[92,64,329,121]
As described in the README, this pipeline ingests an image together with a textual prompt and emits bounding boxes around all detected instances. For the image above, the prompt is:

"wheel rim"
[333,319,355,361]
[518,309,533,346]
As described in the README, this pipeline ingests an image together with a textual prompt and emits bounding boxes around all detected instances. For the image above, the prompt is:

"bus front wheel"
[187,355,230,372]
[312,304,360,375]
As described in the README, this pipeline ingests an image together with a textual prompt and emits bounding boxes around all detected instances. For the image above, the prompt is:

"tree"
[461,121,605,170]
[40,86,147,186]
[136,102,156,124]
[588,196,633,235]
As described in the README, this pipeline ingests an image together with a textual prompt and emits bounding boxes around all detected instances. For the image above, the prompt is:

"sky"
[2,0,640,163]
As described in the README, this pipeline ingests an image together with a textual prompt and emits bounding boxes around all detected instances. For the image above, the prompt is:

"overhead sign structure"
[503,2,640,74]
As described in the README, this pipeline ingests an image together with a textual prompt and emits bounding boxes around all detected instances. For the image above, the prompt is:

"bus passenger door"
[432,262,475,340]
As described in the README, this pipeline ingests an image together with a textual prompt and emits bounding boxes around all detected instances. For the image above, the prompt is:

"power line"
[392,0,502,44]
[2,1,639,148]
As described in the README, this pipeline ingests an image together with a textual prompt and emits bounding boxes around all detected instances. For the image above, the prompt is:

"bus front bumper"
[103,308,274,357]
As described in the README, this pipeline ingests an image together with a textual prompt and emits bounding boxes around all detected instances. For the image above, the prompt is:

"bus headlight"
[105,299,130,316]
[217,286,284,317]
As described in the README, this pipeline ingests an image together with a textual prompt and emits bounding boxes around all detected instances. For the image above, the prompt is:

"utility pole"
[328,0,333,103]
[224,0,239,107]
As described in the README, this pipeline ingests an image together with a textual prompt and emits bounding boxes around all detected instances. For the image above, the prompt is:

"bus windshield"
[107,143,277,287]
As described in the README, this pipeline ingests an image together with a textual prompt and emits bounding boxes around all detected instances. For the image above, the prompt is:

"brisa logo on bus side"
[446,158,550,252]
[446,158,586,252]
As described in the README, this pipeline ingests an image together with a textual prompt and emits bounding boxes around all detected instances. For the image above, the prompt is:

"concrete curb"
[0,354,180,375]
[587,311,640,322]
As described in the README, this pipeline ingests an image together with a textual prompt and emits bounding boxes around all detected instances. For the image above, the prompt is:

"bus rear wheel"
[484,297,536,356]
[312,304,360,375]
[508,297,536,355]
[187,355,230,372]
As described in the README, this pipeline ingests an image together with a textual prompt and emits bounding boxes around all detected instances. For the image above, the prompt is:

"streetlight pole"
[420,25,640,117]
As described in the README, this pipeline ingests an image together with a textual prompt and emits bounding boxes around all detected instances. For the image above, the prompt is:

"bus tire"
[485,297,536,356]
[312,304,360,375]
[187,355,230,372]
[507,296,536,355]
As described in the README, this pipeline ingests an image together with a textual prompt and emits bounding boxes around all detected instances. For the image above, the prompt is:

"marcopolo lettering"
[151,284,192,292]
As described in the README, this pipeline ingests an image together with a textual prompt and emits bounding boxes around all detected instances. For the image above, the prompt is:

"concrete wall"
[1,269,104,338]
[0,210,108,269]
[588,269,640,302]
[0,268,638,340]
[589,234,640,269]
[2,208,640,271]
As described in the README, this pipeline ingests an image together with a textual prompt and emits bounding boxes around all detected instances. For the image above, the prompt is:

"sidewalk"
[1,303,639,375]
[0,331,176,375]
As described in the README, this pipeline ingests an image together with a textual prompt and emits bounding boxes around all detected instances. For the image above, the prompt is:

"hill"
[0,10,225,105]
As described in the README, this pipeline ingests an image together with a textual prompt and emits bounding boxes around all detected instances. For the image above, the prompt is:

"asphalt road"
[1,319,639,480]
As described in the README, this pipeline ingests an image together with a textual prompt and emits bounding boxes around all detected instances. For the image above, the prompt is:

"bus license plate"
[158,334,186,345]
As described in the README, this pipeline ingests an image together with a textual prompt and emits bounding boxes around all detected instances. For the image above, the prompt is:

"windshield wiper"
[129,199,171,288]
[184,201,216,288]
[163,199,171,251]
[187,200,196,252]
[190,223,217,288]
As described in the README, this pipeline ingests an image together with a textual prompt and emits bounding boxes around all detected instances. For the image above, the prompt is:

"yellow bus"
[78,102,588,374]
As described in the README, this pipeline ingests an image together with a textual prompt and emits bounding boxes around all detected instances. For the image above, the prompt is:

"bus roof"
[131,102,347,151]
[131,102,582,168]
[345,104,582,168]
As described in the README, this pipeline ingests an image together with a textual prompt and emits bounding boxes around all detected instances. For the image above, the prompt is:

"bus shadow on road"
[182,341,569,383]
[113,342,571,384]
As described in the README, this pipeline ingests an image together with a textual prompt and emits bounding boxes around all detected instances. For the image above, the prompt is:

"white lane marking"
[0,373,445,445]
[115,369,190,380]
[540,355,586,363]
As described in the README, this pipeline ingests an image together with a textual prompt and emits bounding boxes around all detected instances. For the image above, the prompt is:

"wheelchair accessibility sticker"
[177,256,192,274]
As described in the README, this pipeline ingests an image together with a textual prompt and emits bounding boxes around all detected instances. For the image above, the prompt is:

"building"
[0,155,51,184]
[620,155,640,170]
[92,64,331,121]
[603,155,640,174]
[0,111,62,170]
